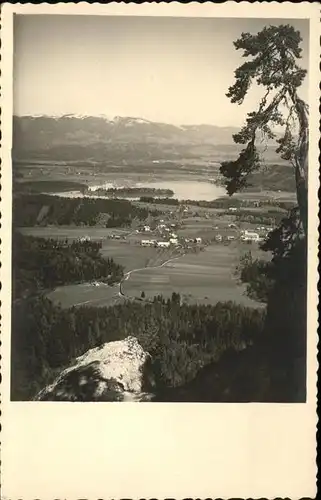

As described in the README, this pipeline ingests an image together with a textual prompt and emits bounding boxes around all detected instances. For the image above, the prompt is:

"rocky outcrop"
[36,336,155,402]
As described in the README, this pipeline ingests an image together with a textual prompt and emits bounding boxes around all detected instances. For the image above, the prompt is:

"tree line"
[139,196,294,212]
[92,187,174,197]
[139,196,179,205]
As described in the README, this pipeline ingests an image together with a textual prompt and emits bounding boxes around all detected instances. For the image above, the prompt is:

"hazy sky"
[13,15,309,126]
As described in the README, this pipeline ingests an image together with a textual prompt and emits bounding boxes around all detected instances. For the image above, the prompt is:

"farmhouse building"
[157,241,170,248]
[241,231,260,242]
[141,239,155,247]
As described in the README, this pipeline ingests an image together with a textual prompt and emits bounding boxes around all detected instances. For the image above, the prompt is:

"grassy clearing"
[47,282,120,308]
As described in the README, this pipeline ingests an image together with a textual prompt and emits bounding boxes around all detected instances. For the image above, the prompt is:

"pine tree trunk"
[291,91,309,235]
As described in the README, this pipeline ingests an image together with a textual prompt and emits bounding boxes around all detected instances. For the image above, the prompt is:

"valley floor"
[20,224,266,309]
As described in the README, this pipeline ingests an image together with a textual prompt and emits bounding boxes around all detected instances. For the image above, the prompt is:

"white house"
[195,237,202,244]
[157,241,170,248]
[141,239,154,247]
[143,225,151,232]
[241,231,260,242]
[229,207,237,212]
[169,238,179,245]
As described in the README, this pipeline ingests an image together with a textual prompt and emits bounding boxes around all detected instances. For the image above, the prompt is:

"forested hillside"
[13,194,159,227]
[12,294,265,400]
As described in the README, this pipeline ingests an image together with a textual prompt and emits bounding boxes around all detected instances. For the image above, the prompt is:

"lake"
[52,180,226,202]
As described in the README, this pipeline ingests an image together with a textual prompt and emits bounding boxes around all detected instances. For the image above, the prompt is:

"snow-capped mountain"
[12,113,281,162]
[13,113,240,146]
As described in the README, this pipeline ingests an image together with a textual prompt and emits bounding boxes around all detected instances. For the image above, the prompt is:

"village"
[103,201,276,252]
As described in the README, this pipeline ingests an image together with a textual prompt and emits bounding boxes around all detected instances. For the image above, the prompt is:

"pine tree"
[220,24,308,234]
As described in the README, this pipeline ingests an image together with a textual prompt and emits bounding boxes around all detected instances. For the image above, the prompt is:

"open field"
[17,225,130,240]
[47,241,267,310]
[14,162,223,190]
[122,242,267,307]
[47,282,121,308]
[100,242,183,271]
[19,223,268,309]
[232,190,296,203]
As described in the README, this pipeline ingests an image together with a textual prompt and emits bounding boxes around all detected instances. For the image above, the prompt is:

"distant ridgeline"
[13,115,286,164]
[13,193,160,227]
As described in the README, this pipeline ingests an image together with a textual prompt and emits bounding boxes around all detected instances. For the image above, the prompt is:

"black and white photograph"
[1,3,319,499]
[10,13,312,403]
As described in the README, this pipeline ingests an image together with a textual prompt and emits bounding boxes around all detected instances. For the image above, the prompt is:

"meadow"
[122,243,267,307]
[47,282,121,308]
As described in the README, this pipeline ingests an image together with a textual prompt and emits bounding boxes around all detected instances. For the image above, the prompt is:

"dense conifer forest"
[12,292,265,400]
[13,193,160,227]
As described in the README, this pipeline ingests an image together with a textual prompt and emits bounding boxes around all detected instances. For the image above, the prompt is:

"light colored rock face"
[36,336,155,402]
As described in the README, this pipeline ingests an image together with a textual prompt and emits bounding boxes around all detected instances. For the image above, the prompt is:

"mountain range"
[13,114,282,163]
[13,114,243,147]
